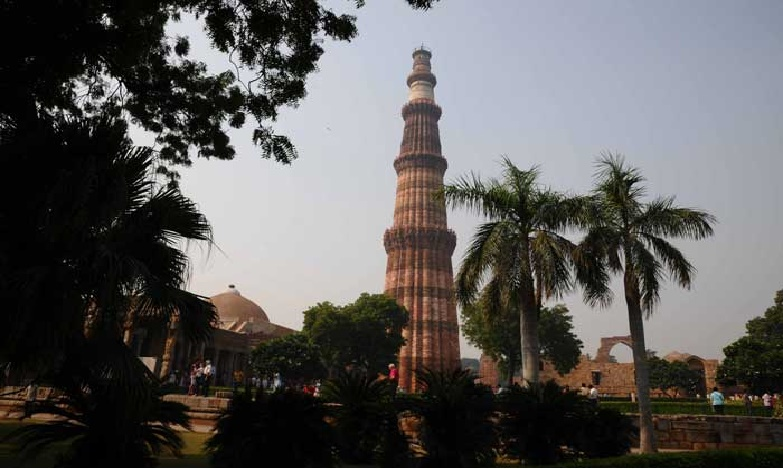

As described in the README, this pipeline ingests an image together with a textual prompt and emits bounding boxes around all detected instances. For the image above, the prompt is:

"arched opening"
[687,357,707,397]
[607,342,634,363]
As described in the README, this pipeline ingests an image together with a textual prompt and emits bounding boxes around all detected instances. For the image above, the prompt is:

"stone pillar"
[384,47,460,392]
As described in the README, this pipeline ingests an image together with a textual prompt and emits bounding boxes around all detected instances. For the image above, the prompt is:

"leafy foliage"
[648,356,702,397]
[410,368,496,467]
[443,157,591,384]
[719,289,783,394]
[0,0,438,181]
[462,301,583,383]
[0,114,216,465]
[320,371,409,467]
[206,391,333,467]
[0,114,216,371]
[302,293,408,377]
[496,381,633,465]
[251,332,325,384]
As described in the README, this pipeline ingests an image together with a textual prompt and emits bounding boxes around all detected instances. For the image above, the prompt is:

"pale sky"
[134,0,783,361]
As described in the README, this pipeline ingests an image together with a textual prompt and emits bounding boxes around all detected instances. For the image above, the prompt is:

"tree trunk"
[520,293,540,386]
[624,266,657,454]
[507,354,515,387]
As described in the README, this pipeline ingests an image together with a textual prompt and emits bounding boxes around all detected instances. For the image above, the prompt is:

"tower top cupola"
[407,46,437,101]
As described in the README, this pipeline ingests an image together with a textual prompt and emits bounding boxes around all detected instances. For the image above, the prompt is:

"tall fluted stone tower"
[383,47,460,392]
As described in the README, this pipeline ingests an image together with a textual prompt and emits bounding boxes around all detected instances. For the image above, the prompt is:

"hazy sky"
[137,0,783,361]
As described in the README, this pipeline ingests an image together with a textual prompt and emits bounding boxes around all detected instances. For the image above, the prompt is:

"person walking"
[708,387,725,415]
[587,384,599,407]
[744,393,753,416]
[387,363,399,395]
[763,392,773,417]
[203,360,214,397]
[188,364,197,396]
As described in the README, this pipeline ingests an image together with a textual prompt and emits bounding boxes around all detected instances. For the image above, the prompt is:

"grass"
[558,447,783,467]
[0,420,211,468]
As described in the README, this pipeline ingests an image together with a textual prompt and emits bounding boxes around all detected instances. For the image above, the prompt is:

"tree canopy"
[719,289,783,394]
[302,293,408,377]
[252,332,325,384]
[1,0,436,181]
[647,354,701,397]
[462,302,583,382]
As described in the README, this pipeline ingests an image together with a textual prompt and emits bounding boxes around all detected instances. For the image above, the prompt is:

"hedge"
[560,447,783,467]
[600,401,752,416]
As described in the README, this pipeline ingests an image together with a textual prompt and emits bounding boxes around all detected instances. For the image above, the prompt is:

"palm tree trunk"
[624,268,657,454]
[507,354,515,387]
[519,293,540,386]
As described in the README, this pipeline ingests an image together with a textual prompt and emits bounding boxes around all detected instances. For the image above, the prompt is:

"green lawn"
[0,420,211,468]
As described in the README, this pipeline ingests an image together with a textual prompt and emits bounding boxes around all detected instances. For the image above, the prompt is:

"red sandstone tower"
[384,47,461,391]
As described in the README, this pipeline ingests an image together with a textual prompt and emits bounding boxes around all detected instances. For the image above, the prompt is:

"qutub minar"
[384,47,461,391]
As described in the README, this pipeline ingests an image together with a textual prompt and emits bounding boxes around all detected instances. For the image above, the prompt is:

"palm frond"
[629,240,663,316]
[640,233,694,289]
[635,196,716,240]
[529,230,575,300]
[442,172,515,220]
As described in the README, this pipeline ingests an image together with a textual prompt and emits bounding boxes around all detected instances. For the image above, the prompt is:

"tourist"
[744,393,753,415]
[580,383,588,396]
[563,384,570,394]
[233,369,244,395]
[203,360,214,397]
[763,391,773,416]
[188,364,197,395]
[24,381,38,419]
[196,361,205,396]
[273,372,282,391]
[388,363,399,395]
[587,384,598,406]
[708,386,725,415]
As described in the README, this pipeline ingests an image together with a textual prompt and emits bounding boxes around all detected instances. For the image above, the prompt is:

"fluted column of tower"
[383,48,460,392]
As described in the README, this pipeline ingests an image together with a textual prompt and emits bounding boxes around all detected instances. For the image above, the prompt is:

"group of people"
[708,387,779,416]
[187,360,215,397]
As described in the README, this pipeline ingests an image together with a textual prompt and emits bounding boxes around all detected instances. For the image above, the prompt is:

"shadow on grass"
[0,420,211,468]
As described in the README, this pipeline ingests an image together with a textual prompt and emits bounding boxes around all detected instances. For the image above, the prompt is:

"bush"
[601,400,748,416]
[410,368,497,467]
[496,381,634,465]
[561,447,783,467]
[320,371,410,467]
[205,390,333,467]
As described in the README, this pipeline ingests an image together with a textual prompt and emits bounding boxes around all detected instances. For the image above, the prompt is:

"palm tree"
[442,157,585,385]
[1,114,216,464]
[576,153,715,453]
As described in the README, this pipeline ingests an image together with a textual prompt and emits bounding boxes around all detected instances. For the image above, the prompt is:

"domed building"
[126,285,295,387]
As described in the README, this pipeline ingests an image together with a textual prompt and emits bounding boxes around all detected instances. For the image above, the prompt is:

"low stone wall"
[634,414,783,450]
[161,395,229,430]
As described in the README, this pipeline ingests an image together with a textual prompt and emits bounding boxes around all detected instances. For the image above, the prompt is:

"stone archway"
[595,335,633,363]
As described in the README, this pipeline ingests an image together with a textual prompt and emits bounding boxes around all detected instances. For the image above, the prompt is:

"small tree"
[252,333,325,385]
[303,293,408,378]
[719,289,783,394]
[648,355,701,397]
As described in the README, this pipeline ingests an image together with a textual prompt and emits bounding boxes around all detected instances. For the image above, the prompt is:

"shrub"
[205,390,333,467]
[410,368,497,467]
[496,381,634,465]
[320,371,410,467]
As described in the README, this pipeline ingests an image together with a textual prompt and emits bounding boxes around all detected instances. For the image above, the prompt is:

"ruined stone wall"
[643,414,783,450]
